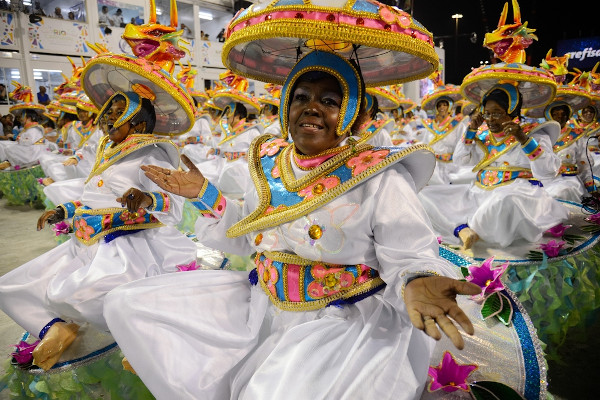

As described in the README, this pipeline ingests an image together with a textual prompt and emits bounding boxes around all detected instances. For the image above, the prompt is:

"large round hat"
[258,83,281,108]
[8,81,45,118]
[76,92,99,114]
[212,70,261,113]
[366,86,400,110]
[421,84,462,114]
[80,0,195,135]
[222,0,438,87]
[460,0,556,109]
[525,84,591,119]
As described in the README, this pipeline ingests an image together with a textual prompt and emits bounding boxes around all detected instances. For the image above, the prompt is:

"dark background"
[388,0,600,85]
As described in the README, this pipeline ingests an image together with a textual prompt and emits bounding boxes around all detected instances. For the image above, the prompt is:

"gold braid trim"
[553,127,586,153]
[85,135,178,183]
[226,136,433,238]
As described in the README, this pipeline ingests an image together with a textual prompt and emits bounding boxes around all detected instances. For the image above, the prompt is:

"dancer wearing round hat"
[417,74,465,185]
[258,83,282,136]
[419,0,568,251]
[360,87,396,146]
[103,2,547,400]
[211,70,263,198]
[524,50,594,202]
[0,0,197,390]
[0,82,47,171]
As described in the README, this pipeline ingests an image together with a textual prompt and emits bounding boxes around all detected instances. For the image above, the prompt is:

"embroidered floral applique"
[347,149,390,176]
[74,219,94,241]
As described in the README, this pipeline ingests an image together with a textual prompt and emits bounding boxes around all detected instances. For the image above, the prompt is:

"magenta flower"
[428,351,477,393]
[13,165,20,170]
[539,240,565,257]
[176,260,201,272]
[37,178,44,185]
[52,221,71,236]
[437,236,443,244]
[586,213,600,225]
[545,223,572,237]
[11,340,40,364]
[466,257,508,300]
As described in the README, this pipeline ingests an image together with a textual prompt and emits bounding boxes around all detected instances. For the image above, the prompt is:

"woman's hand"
[141,154,206,199]
[63,157,78,166]
[404,276,481,350]
[62,149,73,156]
[503,121,527,144]
[37,208,65,231]
[468,112,484,130]
[116,188,153,212]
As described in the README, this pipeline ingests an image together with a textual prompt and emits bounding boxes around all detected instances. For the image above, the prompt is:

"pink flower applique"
[119,209,148,225]
[437,236,443,244]
[482,170,500,186]
[428,351,477,393]
[298,176,340,200]
[52,221,71,236]
[257,258,278,297]
[260,138,288,157]
[377,4,412,28]
[545,223,572,237]
[74,218,95,241]
[11,340,40,365]
[307,264,355,299]
[271,164,280,178]
[176,260,201,272]
[539,240,565,257]
[585,212,600,225]
[466,257,508,301]
[347,149,390,176]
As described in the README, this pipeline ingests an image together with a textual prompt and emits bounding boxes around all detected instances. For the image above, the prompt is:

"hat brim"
[367,87,400,110]
[81,54,195,136]
[9,103,46,117]
[461,63,557,110]
[421,85,462,113]
[223,4,438,87]
[213,91,260,113]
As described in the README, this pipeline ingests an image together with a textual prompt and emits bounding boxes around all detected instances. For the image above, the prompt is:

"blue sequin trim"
[248,268,258,286]
[528,179,543,187]
[104,229,143,243]
[39,318,65,340]
[352,0,379,13]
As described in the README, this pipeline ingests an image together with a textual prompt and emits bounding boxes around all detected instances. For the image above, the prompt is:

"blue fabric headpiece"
[482,83,520,115]
[95,91,142,129]
[280,50,363,139]
[544,100,573,121]
[365,93,374,114]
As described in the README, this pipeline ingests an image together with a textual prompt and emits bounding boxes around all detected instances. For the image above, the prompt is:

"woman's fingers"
[436,314,465,350]
[180,154,198,173]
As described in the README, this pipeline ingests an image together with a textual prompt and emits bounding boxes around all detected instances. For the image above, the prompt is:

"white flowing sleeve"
[137,150,188,226]
[453,129,482,166]
[528,131,561,180]
[371,164,457,309]
[192,179,255,255]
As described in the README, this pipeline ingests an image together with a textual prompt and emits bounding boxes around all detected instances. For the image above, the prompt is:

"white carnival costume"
[104,3,548,400]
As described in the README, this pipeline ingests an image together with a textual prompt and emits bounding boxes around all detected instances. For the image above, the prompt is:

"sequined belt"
[224,151,246,161]
[475,167,534,189]
[559,163,578,176]
[72,206,164,245]
[250,252,385,311]
[435,152,453,162]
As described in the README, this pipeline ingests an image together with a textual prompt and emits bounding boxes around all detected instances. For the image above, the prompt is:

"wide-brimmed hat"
[80,0,195,135]
[366,86,400,110]
[212,70,260,113]
[222,0,438,87]
[8,81,45,118]
[421,84,462,114]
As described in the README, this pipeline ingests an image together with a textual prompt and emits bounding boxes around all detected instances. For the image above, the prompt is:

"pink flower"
[482,170,500,186]
[545,223,572,237]
[13,165,20,170]
[37,178,44,184]
[377,4,412,28]
[466,257,508,300]
[539,240,565,257]
[347,149,390,176]
[52,221,71,236]
[11,340,40,364]
[259,138,288,157]
[437,236,443,244]
[119,209,148,225]
[586,213,600,224]
[176,260,201,272]
[74,218,95,241]
[428,351,477,393]
[298,176,340,200]
[257,258,278,297]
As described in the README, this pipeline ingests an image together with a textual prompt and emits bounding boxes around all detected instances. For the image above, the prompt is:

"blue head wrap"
[280,51,364,140]
[95,91,142,130]
[481,83,521,116]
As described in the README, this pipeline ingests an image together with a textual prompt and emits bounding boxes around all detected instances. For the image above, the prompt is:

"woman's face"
[77,108,91,123]
[550,106,569,128]
[436,100,449,116]
[104,99,132,144]
[581,106,596,123]
[288,76,345,156]
[483,99,511,133]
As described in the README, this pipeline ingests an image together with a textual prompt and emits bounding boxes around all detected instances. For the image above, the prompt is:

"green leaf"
[481,292,502,320]
[580,224,600,233]
[470,381,525,400]
[526,250,544,261]
[461,266,469,278]
[496,293,513,325]
[562,234,585,244]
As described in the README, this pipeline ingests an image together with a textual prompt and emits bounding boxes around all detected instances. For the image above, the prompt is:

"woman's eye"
[293,93,308,102]
[322,97,340,107]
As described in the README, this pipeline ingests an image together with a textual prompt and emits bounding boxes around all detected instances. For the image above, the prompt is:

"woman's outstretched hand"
[116,188,153,212]
[141,154,206,199]
[404,276,481,350]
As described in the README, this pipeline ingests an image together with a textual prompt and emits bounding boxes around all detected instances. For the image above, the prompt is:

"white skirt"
[0,226,197,336]
[104,270,435,400]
